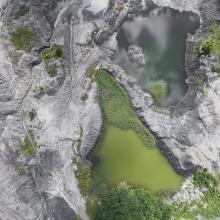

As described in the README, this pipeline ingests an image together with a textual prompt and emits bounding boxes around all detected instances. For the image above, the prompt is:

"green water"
[96,126,182,193]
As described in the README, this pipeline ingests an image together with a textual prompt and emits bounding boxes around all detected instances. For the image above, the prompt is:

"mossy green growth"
[81,93,88,102]
[148,80,168,105]
[92,69,156,148]
[200,25,220,60]
[15,6,29,18]
[75,127,83,150]
[42,44,64,60]
[72,157,91,198]
[27,110,36,121]
[42,44,64,77]
[193,168,218,189]
[20,129,37,157]
[11,27,37,51]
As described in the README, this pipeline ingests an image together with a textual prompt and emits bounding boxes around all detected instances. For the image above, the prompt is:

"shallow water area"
[94,126,182,193]
[114,6,200,106]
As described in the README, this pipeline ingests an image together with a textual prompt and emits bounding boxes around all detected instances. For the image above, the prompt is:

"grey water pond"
[114,7,200,106]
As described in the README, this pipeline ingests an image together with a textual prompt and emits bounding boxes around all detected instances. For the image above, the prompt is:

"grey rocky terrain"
[0,0,220,219]
[127,45,146,65]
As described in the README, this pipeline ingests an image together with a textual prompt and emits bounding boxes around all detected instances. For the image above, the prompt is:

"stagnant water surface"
[95,126,182,192]
[114,7,200,106]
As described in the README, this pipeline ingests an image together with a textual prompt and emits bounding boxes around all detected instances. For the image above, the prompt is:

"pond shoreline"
[93,0,220,175]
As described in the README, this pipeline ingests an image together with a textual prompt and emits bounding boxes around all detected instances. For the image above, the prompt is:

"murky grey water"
[114,6,200,106]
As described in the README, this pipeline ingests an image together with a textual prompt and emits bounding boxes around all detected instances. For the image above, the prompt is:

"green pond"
[95,126,182,193]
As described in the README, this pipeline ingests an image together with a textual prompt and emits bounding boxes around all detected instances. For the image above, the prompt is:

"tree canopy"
[95,187,172,220]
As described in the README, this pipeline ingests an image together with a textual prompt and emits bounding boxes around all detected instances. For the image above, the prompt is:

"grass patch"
[200,25,220,62]
[20,129,37,157]
[11,27,37,51]
[42,44,64,60]
[42,44,64,77]
[193,168,218,190]
[72,157,91,198]
[27,110,36,121]
[148,80,168,105]
[171,170,220,219]
[91,69,156,148]
[75,127,83,151]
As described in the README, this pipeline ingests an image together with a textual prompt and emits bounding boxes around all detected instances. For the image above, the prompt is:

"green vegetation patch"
[33,84,48,96]
[193,168,218,189]
[27,110,37,121]
[75,127,83,151]
[92,69,156,148]
[95,187,172,220]
[11,27,37,51]
[172,170,220,219]
[20,129,37,157]
[72,157,91,198]
[81,93,88,102]
[200,25,220,61]
[148,80,168,105]
[42,44,64,77]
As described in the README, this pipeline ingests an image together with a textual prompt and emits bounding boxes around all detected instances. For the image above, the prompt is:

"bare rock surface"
[127,45,146,65]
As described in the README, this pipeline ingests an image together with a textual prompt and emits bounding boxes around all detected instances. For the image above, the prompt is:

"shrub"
[81,93,88,102]
[200,25,220,60]
[75,127,83,150]
[72,157,91,198]
[148,80,168,105]
[95,187,172,220]
[15,6,29,18]
[27,110,36,121]
[201,39,213,55]
[42,44,64,60]
[20,129,37,157]
[42,44,64,77]
[55,46,64,57]
[11,27,37,51]
[193,168,218,189]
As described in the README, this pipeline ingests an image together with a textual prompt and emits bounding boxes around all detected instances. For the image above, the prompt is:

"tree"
[94,187,172,220]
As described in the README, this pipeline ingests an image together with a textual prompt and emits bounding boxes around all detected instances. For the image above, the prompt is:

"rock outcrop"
[127,45,146,65]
